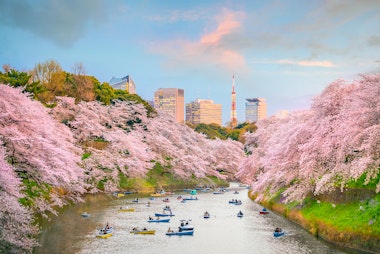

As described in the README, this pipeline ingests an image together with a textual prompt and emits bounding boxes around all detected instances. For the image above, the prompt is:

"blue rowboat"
[147,218,170,223]
[273,231,285,237]
[183,197,198,201]
[166,230,194,236]
[273,228,285,237]
[154,213,175,217]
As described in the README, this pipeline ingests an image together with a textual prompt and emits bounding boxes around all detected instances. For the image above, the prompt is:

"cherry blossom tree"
[0,85,86,215]
[0,143,38,253]
[238,74,380,202]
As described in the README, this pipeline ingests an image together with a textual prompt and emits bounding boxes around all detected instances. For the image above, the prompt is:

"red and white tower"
[230,73,237,128]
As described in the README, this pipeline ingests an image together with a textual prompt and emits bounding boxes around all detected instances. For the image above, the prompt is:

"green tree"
[94,82,114,105]
[0,66,43,99]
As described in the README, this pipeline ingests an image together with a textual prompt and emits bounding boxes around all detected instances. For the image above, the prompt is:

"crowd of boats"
[82,186,284,239]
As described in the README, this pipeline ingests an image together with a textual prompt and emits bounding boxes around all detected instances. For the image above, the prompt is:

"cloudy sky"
[1,0,379,125]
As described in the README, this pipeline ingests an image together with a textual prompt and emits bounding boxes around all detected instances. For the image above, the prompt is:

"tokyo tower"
[230,74,237,128]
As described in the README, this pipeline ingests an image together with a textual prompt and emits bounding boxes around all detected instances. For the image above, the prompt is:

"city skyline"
[1,1,379,124]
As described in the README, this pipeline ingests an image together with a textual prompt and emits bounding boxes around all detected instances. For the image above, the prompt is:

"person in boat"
[181,222,184,226]
[167,227,173,233]
[149,216,153,220]
[143,227,147,231]
[263,207,267,211]
[178,227,182,232]
[275,227,282,232]
[105,222,110,230]
[238,211,243,215]
[132,227,137,231]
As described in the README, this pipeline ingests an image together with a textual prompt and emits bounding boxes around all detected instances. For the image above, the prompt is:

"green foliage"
[97,179,107,191]
[0,69,44,100]
[19,178,51,207]
[227,129,240,141]
[346,171,380,189]
[81,152,92,160]
[0,69,31,87]
[118,171,130,189]
[94,82,114,105]
[190,122,257,142]
[194,123,226,140]
[206,175,229,187]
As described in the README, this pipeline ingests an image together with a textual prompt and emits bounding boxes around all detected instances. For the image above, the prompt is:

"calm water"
[35,184,360,254]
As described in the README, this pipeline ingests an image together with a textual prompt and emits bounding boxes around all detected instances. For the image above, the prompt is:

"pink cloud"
[149,9,247,72]
[201,12,241,46]
[277,59,336,67]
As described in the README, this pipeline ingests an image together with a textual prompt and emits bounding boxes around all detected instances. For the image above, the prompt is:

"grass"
[300,194,380,236]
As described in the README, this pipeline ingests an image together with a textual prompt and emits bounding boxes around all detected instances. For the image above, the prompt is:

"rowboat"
[203,212,210,219]
[81,212,90,218]
[96,227,113,238]
[96,233,112,238]
[237,211,244,217]
[150,191,163,197]
[183,197,198,201]
[273,228,284,237]
[147,218,170,223]
[228,199,242,205]
[259,208,269,215]
[273,231,285,237]
[118,207,135,212]
[130,228,155,235]
[154,213,175,217]
[166,230,194,236]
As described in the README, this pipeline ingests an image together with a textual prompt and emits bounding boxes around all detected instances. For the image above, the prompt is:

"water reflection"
[35,185,356,254]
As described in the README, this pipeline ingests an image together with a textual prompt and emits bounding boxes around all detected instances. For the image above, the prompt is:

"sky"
[1,0,380,125]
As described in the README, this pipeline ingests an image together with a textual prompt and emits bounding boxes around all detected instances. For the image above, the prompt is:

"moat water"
[34,184,364,254]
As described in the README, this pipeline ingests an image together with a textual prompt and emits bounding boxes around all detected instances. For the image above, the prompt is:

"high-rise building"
[186,99,222,126]
[154,88,184,123]
[109,75,136,94]
[245,98,267,122]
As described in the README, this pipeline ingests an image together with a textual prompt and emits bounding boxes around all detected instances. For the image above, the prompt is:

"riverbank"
[249,190,380,253]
